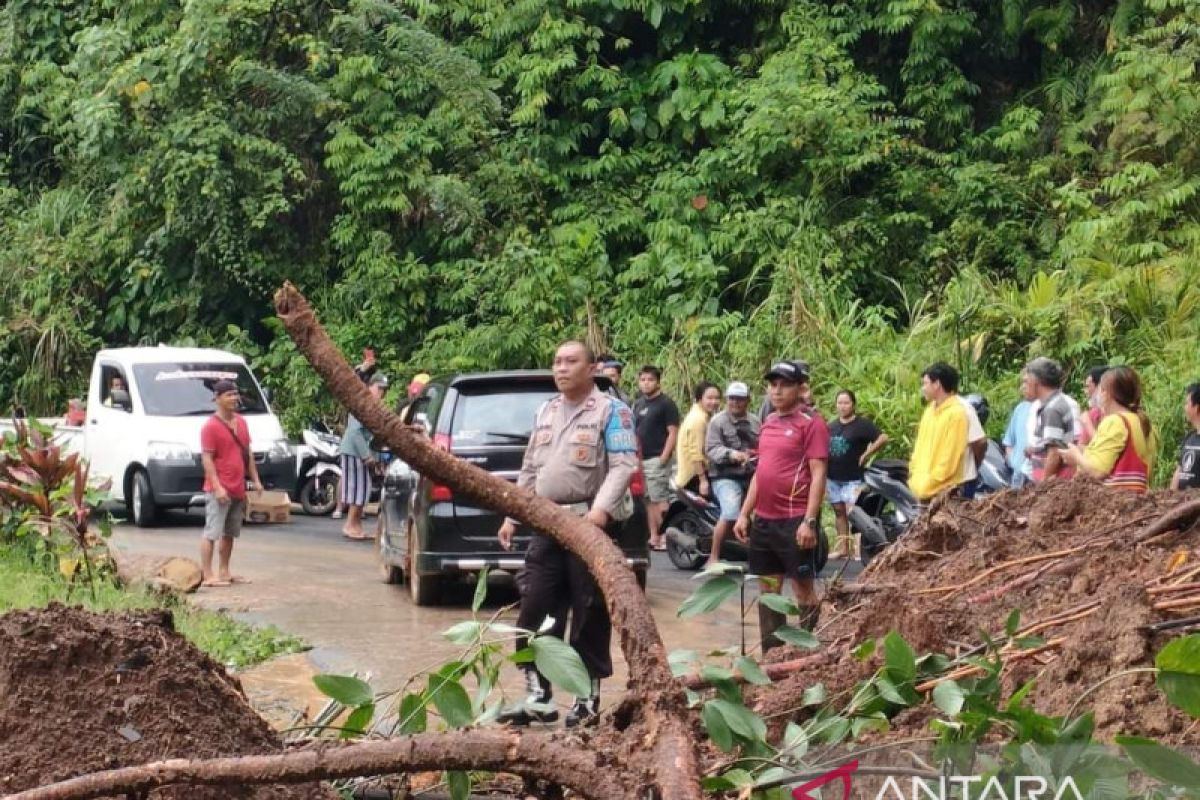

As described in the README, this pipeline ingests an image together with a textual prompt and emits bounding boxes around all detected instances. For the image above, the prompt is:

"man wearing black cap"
[734,361,829,650]
[199,379,263,587]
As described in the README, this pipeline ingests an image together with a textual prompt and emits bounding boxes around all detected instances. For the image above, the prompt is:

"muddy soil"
[755,481,1200,744]
[0,604,332,798]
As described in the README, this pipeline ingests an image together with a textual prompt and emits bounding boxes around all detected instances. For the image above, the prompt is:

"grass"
[0,543,307,669]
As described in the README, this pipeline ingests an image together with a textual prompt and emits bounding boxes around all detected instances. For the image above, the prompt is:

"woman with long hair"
[1062,366,1158,493]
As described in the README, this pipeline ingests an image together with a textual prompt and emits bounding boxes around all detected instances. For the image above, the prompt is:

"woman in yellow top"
[1062,366,1157,493]
[675,382,722,496]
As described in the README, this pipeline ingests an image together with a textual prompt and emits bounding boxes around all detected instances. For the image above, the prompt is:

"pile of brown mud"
[757,481,1200,744]
[0,604,332,798]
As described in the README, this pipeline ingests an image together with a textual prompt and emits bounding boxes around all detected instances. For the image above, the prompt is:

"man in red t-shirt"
[199,379,263,587]
[734,361,830,652]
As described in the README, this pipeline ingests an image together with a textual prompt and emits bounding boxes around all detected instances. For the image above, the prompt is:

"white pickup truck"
[2,346,295,526]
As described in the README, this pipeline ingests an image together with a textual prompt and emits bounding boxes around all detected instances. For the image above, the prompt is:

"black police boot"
[564,678,601,728]
[497,669,558,726]
[758,604,788,654]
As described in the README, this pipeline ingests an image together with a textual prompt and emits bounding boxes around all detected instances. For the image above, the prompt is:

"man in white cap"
[704,381,761,568]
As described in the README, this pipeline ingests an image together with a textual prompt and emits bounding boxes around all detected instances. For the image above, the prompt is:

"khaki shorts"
[203,494,246,540]
[642,456,674,503]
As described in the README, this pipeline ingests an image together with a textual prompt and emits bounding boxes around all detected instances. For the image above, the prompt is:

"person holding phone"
[704,382,760,568]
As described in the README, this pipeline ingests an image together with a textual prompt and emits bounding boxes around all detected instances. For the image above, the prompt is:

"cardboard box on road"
[244,490,291,524]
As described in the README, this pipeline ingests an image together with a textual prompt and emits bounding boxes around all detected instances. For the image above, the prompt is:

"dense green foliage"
[1,0,1197,478]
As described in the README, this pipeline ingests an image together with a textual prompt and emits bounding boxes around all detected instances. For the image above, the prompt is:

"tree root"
[1134,499,1200,544]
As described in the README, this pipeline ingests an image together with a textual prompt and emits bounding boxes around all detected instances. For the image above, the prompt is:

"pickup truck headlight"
[148,441,195,463]
[266,439,293,462]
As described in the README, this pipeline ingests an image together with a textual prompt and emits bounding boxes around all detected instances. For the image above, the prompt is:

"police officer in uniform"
[497,340,638,727]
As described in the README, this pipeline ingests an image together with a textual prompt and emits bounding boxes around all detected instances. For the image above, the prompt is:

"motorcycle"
[663,479,748,571]
[847,459,919,567]
[976,439,1013,495]
[292,423,342,516]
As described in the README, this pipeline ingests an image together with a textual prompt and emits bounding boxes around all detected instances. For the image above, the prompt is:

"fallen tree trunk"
[15,283,703,800]
[6,731,627,800]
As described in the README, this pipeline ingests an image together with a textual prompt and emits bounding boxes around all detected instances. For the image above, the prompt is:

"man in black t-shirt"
[633,366,680,549]
[1171,382,1200,491]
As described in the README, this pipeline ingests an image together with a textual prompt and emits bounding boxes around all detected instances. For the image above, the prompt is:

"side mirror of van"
[110,388,133,412]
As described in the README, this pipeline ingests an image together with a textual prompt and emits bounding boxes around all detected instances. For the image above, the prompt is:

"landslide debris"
[757,481,1200,744]
[0,604,332,798]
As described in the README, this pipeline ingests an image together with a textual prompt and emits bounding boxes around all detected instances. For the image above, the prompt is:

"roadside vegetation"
[1,1,1198,482]
[0,421,304,669]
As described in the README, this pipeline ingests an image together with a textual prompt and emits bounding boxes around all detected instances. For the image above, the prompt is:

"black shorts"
[748,515,827,580]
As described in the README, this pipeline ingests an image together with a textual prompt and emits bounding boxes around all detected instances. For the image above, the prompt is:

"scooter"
[663,479,748,571]
[293,423,342,516]
[847,459,920,567]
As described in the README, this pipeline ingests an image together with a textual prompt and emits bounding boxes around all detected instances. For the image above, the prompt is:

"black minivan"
[376,371,650,605]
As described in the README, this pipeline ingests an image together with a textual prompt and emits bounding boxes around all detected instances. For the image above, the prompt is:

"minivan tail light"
[429,433,453,500]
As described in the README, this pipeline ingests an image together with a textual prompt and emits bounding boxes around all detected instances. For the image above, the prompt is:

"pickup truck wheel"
[130,470,159,528]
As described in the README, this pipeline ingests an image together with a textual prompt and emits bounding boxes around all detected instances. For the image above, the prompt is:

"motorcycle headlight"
[148,441,195,463]
[266,439,293,462]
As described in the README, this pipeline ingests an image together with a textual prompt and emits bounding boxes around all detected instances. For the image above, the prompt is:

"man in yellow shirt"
[909,362,970,502]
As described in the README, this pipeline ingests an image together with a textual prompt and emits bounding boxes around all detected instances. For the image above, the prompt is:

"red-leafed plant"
[0,419,113,600]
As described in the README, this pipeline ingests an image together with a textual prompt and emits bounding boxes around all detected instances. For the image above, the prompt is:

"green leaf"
[1116,736,1200,788]
[709,698,768,742]
[1005,608,1021,637]
[773,625,819,649]
[472,567,489,612]
[783,721,808,756]
[755,767,793,788]
[397,692,427,734]
[313,674,373,707]
[446,769,471,800]
[719,768,754,789]
[509,647,535,665]
[702,701,735,752]
[803,683,827,706]
[668,649,700,677]
[428,674,474,729]
[884,631,917,683]
[853,639,877,661]
[342,703,374,737]
[1013,636,1047,650]
[678,575,739,618]
[734,656,770,685]
[531,635,592,698]
[1156,634,1200,718]
[876,676,907,705]
[932,680,966,716]
[760,593,800,615]
[442,621,483,644]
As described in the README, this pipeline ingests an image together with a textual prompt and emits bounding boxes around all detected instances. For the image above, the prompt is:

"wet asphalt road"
[111,509,861,698]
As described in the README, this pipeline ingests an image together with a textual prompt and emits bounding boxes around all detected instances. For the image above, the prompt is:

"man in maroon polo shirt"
[734,360,830,652]
[199,379,263,587]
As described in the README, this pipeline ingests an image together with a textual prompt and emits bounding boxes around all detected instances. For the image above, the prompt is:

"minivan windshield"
[450,386,555,447]
[131,363,270,416]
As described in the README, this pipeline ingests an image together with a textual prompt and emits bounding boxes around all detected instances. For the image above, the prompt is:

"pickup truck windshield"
[131,363,270,416]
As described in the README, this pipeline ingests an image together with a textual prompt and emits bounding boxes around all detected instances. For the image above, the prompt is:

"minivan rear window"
[450,386,556,447]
